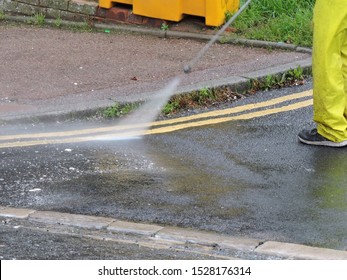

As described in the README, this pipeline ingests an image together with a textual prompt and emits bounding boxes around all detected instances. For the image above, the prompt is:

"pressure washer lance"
[183,65,192,74]
[183,0,252,74]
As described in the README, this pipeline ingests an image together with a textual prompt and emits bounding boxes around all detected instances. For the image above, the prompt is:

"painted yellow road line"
[0,98,313,149]
[144,99,313,135]
[0,90,312,141]
[154,90,312,125]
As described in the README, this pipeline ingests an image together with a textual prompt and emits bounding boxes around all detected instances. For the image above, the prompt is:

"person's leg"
[342,30,347,121]
[313,0,347,142]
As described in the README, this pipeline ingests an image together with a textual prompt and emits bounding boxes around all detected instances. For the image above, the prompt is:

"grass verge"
[232,0,314,47]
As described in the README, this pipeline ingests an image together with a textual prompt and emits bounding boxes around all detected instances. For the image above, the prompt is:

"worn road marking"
[0,90,312,148]
[144,99,312,135]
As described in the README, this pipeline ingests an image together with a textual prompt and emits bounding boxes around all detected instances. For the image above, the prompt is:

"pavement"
[0,15,312,124]
[2,16,346,261]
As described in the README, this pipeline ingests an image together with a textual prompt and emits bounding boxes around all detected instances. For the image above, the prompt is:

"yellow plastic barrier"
[134,0,183,22]
[98,0,240,26]
[99,0,133,9]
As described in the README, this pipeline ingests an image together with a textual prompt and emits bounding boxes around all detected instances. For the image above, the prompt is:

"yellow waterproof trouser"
[313,0,347,142]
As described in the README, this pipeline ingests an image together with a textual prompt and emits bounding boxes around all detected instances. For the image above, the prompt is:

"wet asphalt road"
[0,81,346,257]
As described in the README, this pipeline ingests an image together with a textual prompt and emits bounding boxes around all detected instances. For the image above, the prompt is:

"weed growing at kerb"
[54,16,62,28]
[103,102,140,118]
[161,23,169,31]
[33,12,46,26]
[0,10,6,20]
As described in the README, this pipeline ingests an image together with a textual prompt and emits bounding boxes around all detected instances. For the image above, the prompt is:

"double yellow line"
[0,90,313,149]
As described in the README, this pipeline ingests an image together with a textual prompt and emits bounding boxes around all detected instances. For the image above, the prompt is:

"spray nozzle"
[183,65,191,74]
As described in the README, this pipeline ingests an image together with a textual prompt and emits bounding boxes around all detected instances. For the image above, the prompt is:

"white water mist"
[96,77,181,141]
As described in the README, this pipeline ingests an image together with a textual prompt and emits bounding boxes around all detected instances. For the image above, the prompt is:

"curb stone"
[1,206,346,260]
[241,57,312,81]
[28,210,115,229]
[255,241,347,260]
[108,220,164,236]
[0,206,36,218]
[154,226,260,252]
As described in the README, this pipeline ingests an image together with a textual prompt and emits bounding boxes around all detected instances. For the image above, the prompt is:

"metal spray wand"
[183,0,253,74]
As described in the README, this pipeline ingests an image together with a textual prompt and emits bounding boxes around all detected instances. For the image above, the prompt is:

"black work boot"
[298,128,347,147]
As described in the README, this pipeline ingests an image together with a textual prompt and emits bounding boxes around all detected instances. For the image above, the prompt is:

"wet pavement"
[0,20,346,260]
[1,82,346,256]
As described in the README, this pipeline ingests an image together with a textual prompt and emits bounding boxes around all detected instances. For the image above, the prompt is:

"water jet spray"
[96,0,252,141]
[183,0,252,74]
[112,0,252,140]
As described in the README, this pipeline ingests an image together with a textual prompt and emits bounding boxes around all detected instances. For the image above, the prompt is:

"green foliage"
[161,23,169,31]
[162,101,179,115]
[243,0,314,18]
[288,66,304,80]
[26,12,46,25]
[160,65,307,115]
[162,87,239,115]
[263,74,277,90]
[32,12,46,26]
[200,87,214,98]
[54,16,62,28]
[0,10,6,20]
[225,10,233,23]
[194,87,215,104]
[103,102,139,118]
[234,0,314,46]
[250,66,307,92]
